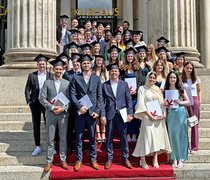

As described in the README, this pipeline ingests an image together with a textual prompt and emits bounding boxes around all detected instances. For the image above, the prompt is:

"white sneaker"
[32,146,42,156]
[127,134,132,142]
[131,134,137,142]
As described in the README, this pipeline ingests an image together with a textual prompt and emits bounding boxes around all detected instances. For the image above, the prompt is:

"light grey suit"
[39,78,70,164]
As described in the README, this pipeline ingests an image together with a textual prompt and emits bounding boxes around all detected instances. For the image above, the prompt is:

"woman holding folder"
[132,71,171,169]
[164,71,190,168]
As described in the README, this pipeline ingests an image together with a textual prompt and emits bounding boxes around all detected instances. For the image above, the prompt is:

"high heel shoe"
[140,160,149,169]
[153,158,159,168]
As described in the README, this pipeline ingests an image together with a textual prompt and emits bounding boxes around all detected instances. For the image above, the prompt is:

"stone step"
[0,121,45,131]
[0,141,47,153]
[0,113,32,121]
[201,104,210,111]
[0,130,47,141]
[0,106,30,113]
[200,111,210,119]
[199,119,210,128]
[189,138,210,150]
[0,152,46,166]
[174,163,210,179]
[199,128,210,138]
[188,150,210,163]
[0,166,49,180]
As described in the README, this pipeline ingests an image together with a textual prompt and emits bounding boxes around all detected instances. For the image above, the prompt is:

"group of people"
[24,16,201,173]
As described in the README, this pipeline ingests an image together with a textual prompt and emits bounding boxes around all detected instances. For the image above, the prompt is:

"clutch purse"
[187,115,198,127]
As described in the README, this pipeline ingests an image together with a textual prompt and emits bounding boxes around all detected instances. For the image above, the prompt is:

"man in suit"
[100,63,134,170]
[39,58,70,172]
[70,54,102,172]
[25,54,53,156]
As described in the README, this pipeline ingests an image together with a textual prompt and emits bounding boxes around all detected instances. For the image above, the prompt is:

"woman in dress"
[181,61,201,154]
[92,55,109,142]
[164,71,190,168]
[120,47,140,142]
[133,71,171,169]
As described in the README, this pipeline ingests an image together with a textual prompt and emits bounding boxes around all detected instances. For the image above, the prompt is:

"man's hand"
[53,106,64,115]
[100,116,107,125]
[127,115,134,122]
[79,106,87,114]
[91,112,99,119]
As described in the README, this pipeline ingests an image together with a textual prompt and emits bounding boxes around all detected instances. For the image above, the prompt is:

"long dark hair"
[181,61,197,84]
[164,71,184,97]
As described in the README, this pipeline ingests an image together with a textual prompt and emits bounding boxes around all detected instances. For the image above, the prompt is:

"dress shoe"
[60,161,69,170]
[104,161,112,170]
[91,161,100,170]
[74,161,82,172]
[123,160,133,169]
[140,160,149,169]
[44,163,52,172]
[32,146,42,156]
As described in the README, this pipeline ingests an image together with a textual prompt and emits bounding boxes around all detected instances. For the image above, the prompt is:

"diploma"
[119,108,128,123]
[78,95,93,115]
[124,77,137,92]
[146,100,162,117]
[165,90,179,108]
[51,92,70,106]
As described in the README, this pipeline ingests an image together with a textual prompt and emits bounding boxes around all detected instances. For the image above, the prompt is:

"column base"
[170,47,205,68]
[3,48,57,69]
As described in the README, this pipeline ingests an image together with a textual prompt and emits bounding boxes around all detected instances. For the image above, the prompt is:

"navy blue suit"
[101,80,133,161]
[70,73,102,162]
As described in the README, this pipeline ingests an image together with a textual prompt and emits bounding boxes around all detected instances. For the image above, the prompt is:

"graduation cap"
[176,52,187,58]
[90,40,100,46]
[156,36,169,44]
[113,30,122,37]
[106,63,119,71]
[132,30,143,36]
[95,54,104,59]
[122,30,132,36]
[107,45,122,53]
[34,54,50,62]
[71,53,81,61]
[66,42,79,49]
[124,39,136,47]
[136,45,148,53]
[49,58,66,67]
[69,29,80,35]
[56,52,70,61]
[124,47,138,55]
[78,54,93,63]
[59,15,69,19]
[80,43,92,51]
[104,30,113,35]
[155,46,169,54]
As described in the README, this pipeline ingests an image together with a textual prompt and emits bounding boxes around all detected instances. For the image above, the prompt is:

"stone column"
[200,0,210,69]
[147,0,203,67]
[4,0,57,69]
[123,0,133,30]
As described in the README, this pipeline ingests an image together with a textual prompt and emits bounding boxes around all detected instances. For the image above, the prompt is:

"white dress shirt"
[54,77,61,94]
[38,71,47,96]
[110,80,118,97]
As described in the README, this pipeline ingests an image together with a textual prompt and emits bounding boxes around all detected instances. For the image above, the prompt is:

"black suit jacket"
[101,80,133,121]
[25,71,54,104]
[70,73,102,115]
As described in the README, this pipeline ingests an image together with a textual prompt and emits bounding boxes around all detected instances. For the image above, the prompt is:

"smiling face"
[110,51,118,61]
[184,63,193,76]
[126,54,134,63]
[53,66,64,78]
[110,68,120,81]
[148,73,157,85]
[81,61,91,72]
[169,72,177,86]
[95,57,103,67]
[37,61,47,72]
[155,62,164,72]
[176,57,184,67]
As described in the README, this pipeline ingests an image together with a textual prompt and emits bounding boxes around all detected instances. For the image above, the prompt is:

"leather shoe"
[123,160,133,169]
[60,161,69,170]
[44,163,52,172]
[91,161,100,170]
[104,161,112,170]
[74,161,82,172]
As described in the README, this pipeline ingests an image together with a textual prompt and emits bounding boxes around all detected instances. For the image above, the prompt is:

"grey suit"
[39,78,70,164]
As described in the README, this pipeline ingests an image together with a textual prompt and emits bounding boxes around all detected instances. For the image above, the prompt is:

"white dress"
[132,86,171,157]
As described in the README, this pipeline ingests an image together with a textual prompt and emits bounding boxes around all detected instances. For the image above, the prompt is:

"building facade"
[0,0,210,69]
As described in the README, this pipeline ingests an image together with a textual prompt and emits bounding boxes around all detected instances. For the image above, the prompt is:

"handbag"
[186,106,199,127]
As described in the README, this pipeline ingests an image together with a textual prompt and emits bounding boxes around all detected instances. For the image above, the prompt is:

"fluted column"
[147,0,203,67]
[4,0,57,69]
[200,0,210,69]
[123,0,133,30]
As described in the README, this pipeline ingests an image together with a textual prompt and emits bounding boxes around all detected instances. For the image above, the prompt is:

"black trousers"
[29,100,46,146]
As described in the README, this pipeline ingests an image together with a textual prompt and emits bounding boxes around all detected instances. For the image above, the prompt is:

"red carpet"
[50,138,174,179]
